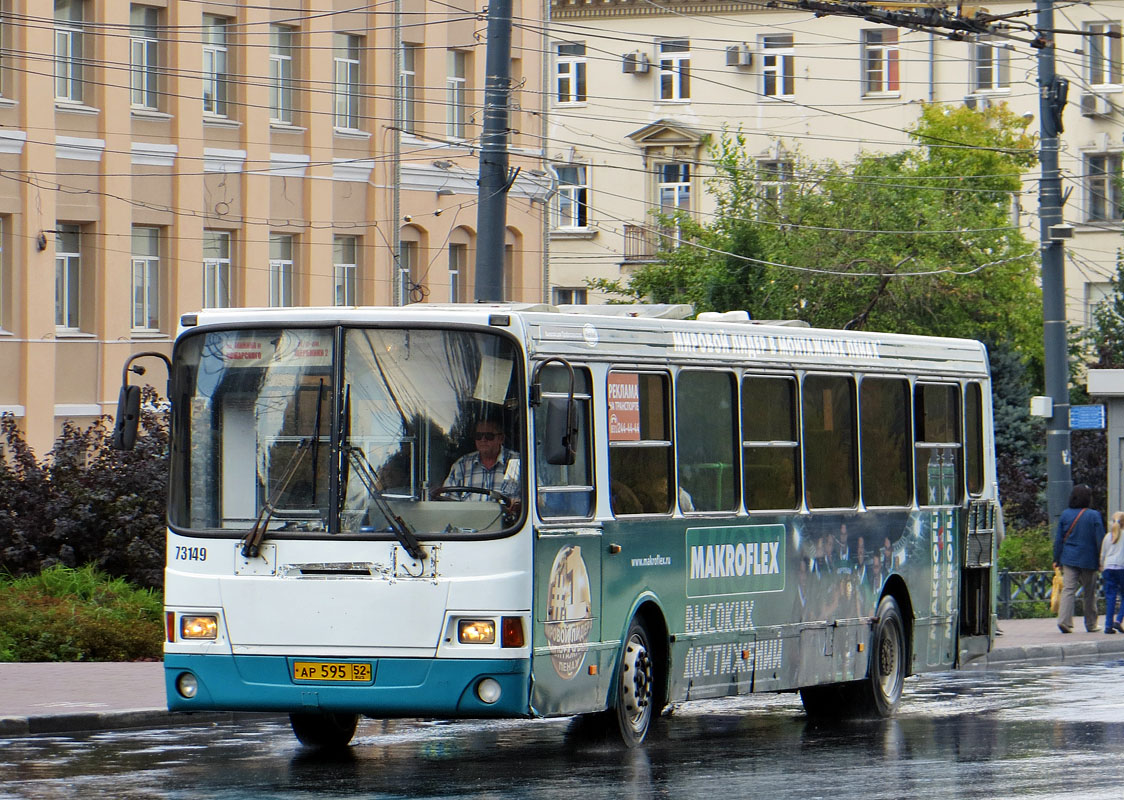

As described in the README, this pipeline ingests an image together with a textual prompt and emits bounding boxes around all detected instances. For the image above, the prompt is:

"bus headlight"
[176,672,199,699]
[458,619,496,644]
[180,615,218,640]
[476,678,502,704]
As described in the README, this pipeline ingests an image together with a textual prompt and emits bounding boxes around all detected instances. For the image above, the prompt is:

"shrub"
[999,523,1053,571]
[0,565,163,662]
[0,388,168,589]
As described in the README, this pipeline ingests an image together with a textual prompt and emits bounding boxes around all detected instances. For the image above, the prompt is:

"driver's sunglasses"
[474,431,499,441]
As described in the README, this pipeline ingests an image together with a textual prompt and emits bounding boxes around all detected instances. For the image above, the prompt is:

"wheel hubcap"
[877,622,901,697]
[620,634,652,730]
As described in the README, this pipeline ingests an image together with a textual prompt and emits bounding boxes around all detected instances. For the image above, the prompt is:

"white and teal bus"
[114,303,999,747]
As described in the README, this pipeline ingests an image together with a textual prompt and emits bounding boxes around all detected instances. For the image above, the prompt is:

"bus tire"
[610,617,656,747]
[289,711,359,749]
[856,595,907,717]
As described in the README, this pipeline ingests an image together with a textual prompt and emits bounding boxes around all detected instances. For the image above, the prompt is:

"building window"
[552,287,587,305]
[862,29,898,94]
[54,0,84,103]
[55,223,81,330]
[334,235,357,306]
[333,34,361,130]
[400,43,419,134]
[131,227,160,331]
[447,50,468,139]
[973,38,1009,92]
[1087,23,1123,86]
[202,16,229,116]
[203,230,231,309]
[556,42,586,104]
[658,39,689,101]
[1088,153,1124,221]
[657,162,691,215]
[269,234,295,307]
[758,159,793,213]
[449,242,466,302]
[269,25,295,124]
[130,6,159,109]
[553,165,589,229]
[399,238,419,304]
[761,34,794,98]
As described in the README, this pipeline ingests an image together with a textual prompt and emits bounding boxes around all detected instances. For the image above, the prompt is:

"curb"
[0,709,282,738]
[961,638,1124,671]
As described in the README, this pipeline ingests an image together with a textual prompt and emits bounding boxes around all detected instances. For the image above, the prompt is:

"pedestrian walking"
[1054,484,1106,633]
[1101,511,1124,634]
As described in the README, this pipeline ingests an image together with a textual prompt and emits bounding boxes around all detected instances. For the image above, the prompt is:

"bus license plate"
[292,661,372,682]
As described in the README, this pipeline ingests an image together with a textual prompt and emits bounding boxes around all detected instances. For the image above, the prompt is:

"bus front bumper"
[164,654,531,717]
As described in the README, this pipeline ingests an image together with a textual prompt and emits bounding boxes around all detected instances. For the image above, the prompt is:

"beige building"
[0,0,548,456]
[544,1,1124,322]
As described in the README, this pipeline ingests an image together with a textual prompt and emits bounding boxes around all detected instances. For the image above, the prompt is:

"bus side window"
[535,365,594,519]
[677,370,738,512]
[608,371,673,515]
[964,382,984,496]
[803,374,858,510]
[915,383,962,506]
[742,375,801,511]
[860,377,912,507]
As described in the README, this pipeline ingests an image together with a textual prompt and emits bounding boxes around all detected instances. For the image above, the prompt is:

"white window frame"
[269,25,295,124]
[556,42,587,104]
[862,29,899,95]
[400,43,418,134]
[334,235,357,306]
[202,15,229,116]
[761,34,794,99]
[758,159,793,212]
[269,234,295,307]
[973,39,1010,93]
[553,164,590,229]
[447,50,468,140]
[203,230,232,309]
[1088,153,1124,222]
[552,287,587,305]
[55,223,81,330]
[656,161,691,246]
[1087,22,1123,88]
[55,0,84,103]
[130,6,159,110]
[334,34,361,130]
[449,242,467,302]
[131,226,160,331]
[657,39,690,101]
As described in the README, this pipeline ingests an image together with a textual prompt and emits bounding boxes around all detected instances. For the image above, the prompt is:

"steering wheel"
[430,485,520,526]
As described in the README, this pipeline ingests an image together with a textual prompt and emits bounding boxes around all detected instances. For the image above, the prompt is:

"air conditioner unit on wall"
[1081,93,1113,118]
[726,44,752,68]
[622,52,650,74]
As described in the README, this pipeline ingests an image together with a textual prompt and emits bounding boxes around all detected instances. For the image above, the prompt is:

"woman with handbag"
[1053,484,1106,633]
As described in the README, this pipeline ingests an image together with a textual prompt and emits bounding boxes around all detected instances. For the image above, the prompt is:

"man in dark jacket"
[1054,484,1105,633]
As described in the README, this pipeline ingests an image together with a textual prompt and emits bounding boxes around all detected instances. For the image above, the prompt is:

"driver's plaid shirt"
[443,448,521,499]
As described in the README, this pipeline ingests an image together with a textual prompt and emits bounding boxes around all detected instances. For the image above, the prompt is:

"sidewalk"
[2,617,1123,737]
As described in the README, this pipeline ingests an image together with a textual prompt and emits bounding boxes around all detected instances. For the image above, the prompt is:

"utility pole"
[1037,0,1073,527]
[474,0,513,302]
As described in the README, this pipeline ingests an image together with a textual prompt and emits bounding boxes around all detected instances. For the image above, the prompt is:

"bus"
[113,303,999,748]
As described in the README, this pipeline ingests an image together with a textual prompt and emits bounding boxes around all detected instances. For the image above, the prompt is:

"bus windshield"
[168,326,523,538]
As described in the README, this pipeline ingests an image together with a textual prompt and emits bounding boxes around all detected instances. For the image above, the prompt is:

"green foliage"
[600,103,1043,357]
[0,565,163,662]
[1087,252,1124,370]
[0,387,169,589]
[998,524,1053,571]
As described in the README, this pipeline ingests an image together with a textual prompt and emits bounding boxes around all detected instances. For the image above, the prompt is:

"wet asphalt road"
[3,659,1124,800]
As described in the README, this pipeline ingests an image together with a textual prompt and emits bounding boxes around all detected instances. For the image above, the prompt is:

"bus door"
[529,363,606,715]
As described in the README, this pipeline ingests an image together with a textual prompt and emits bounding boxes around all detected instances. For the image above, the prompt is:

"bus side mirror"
[543,396,577,466]
[111,384,141,451]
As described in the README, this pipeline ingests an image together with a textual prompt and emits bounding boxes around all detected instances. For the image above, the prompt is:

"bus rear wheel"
[289,711,359,749]
[856,595,907,717]
[611,618,655,747]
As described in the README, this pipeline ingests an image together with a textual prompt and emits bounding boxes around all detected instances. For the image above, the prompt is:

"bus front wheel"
[610,618,656,747]
[289,711,359,749]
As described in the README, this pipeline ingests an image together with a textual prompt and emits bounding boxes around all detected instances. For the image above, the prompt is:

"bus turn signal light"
[501,616,524,648]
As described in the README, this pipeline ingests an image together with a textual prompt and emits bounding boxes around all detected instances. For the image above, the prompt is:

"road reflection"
[3,661,1124,799]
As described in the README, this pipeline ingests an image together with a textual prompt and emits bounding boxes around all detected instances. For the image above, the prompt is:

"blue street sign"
[1070,404,1106,430]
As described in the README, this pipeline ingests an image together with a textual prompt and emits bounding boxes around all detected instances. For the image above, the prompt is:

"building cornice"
[551,0,769,19]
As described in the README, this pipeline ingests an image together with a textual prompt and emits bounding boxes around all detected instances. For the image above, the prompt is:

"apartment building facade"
[544,1,1123,322]
[0,0,548,455]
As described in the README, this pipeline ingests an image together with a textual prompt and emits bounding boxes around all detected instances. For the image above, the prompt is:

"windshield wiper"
[240,438,311,559]
[344,444,427,562]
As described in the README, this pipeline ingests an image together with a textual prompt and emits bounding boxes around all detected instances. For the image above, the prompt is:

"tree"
[598,103,1043,358]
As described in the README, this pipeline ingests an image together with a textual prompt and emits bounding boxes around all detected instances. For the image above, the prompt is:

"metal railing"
[997,569,1104,619]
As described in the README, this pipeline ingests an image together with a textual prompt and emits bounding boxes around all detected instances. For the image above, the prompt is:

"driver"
[443,419,521,500]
